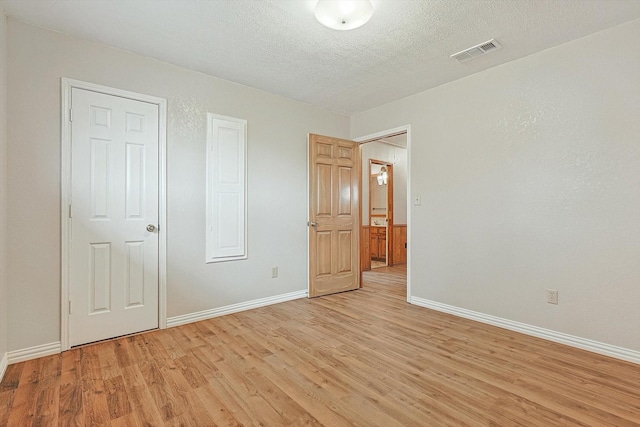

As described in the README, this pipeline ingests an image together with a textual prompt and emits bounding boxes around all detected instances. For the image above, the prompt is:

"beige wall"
[6,19,349,351]
[5,15,639,357]
[351,19,640,352]
[0,11,7,362]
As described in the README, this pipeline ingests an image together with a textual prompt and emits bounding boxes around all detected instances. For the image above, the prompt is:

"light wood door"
[69,88,159,347]
[309,134,360,297]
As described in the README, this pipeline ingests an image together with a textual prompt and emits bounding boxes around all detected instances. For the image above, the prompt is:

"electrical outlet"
[271,266,278,278]
[547,289,558,305]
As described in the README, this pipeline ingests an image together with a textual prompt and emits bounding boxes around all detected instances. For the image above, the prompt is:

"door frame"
[60,78,168,351]
[355,125,411,303]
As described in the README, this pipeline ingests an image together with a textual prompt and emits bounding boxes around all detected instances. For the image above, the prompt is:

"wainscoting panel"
[392,224,407,264]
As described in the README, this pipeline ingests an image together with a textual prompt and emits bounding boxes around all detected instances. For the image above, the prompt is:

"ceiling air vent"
[450,39,502,63]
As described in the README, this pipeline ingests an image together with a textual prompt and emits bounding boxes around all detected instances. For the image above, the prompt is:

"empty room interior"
[0,0,639,425]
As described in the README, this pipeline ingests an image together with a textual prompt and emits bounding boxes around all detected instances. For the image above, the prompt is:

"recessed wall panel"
[218,127,240,184]
[90,243,111,314]
[125,241,144,308]
[217,192,240,249]
[206,114,247,262]
[90,138,111,219]
[126,143,145,219]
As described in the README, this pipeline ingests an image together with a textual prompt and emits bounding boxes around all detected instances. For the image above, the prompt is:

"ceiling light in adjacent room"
[377,166,388,185]
[314,0,374,30]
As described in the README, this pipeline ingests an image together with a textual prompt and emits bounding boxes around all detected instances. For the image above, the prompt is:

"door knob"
[308,221,318,228]
[146,224,157,232]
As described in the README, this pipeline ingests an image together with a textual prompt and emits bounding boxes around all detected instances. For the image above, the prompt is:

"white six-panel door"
[69,88,159,347]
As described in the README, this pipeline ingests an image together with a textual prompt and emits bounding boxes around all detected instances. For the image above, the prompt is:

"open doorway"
[368,159,393,269]
[357,128,410,300]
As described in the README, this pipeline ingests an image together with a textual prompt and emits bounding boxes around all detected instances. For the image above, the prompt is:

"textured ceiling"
[2,0,640,114]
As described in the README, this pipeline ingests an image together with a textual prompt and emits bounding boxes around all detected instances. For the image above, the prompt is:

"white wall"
[0,11,8,365]
[361,141,407,225]
[351,19,640,352]
[6,20,349,351]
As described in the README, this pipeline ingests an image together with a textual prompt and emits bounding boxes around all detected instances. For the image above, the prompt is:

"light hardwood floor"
[1,264,639,426]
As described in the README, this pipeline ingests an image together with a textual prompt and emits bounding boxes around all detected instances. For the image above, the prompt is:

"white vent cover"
[450,39,502,63]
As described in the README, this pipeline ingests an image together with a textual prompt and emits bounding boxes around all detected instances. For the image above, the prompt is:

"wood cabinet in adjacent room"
[370,227,387,260]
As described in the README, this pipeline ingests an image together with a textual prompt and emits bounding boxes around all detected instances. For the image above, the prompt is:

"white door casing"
[61,79,167,349]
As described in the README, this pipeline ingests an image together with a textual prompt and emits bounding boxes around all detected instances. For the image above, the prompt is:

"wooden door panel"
[309,134,360,298]
[316,141,333,158]
[316,163,333,216]
[338,230,353,273]
[316,231,332,276]
[338,145,354,160]
[338,166,353,215]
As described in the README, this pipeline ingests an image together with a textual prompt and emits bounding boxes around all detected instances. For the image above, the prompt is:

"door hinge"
[68,204,72,218]
[69,108,73,122]
[68,300,72,314]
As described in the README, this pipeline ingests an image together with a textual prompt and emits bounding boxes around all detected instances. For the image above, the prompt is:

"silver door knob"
[146,224,157,232]
[308,221,318,228]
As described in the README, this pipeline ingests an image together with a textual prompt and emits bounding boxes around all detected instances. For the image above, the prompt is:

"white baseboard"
[0,352,8,382]
[411,297,640,365]
[167,289,308,328]
[7,342,61,364]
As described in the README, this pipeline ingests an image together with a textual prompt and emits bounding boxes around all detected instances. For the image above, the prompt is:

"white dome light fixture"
[314,0,374,31]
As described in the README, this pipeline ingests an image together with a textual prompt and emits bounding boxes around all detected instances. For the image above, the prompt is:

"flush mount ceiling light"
[314,0,374,31]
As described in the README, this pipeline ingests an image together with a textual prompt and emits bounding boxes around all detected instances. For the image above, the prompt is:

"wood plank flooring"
[1,264,639,426]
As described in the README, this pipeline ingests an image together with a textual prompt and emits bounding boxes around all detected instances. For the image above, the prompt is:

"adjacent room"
[0,0,639,425]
